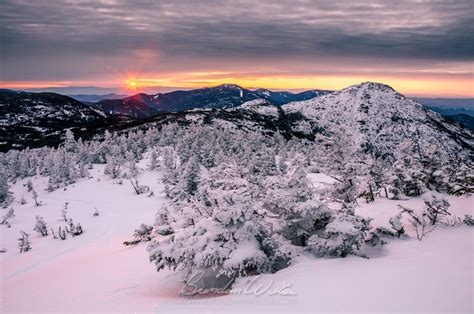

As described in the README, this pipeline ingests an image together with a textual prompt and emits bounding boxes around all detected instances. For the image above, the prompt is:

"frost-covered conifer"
[32,189,41,206]
[34,216,49,236]
[149,161,274,287]
[0,176,11,207]
[18,231,31,253]
[259,163,331,247]
[133,224,153,241]
[1,207,15,226]
[104,146,123,179]
[63,129,77,152]
[389,213,405,237]
[61,203,68,222]
[126,151,138,178]
[307,211,371,257]
[148,150,158,170]
[171,156,200,201]
[423,194,450,225]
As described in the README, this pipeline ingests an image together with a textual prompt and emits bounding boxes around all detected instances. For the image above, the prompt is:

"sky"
[0,0,473,97]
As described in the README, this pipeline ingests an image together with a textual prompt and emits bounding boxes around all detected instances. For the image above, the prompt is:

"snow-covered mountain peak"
[214,83,243,90]
[343,81,397,94]
[283,82,472,161]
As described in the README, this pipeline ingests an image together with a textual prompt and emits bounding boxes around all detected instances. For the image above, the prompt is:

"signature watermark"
[179,271,297,297]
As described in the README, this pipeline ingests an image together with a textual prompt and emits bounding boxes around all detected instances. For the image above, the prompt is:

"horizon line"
[1,83,473,99]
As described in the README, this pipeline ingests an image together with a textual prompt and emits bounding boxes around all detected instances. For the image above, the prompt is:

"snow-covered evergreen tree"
[148,150,158,170]
[0,176,11,207]
[307,211,372,257]
[31,189,41,206]
[33,216,48,236]
[149,161,275,286]
[1,207,15,226]
[18,231,31,253]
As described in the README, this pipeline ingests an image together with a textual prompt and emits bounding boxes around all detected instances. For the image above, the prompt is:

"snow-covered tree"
[307,211,372,257]
[398,205,434,241]
[67,219,83,236]
[148,161,274,287]
[258,163,331,247]
[104,147,123,179]
[63,129,77,153]
[32,189,41,206]
[463,215,474,226]
[18,231,31,253]
[389,213,405,237]
[33,216,48,236]
[61,203,68,222]
[148,150,158,170]
[1,207,15,226]
[133,224,153,241]
[26,179,33,192]
[423,194,450,225]
[0,176,11,207]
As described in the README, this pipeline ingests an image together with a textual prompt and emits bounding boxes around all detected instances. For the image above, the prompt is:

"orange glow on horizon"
[2,73,473,98]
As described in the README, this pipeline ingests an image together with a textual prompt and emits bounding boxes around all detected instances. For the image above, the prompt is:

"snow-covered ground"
[1,168,472,312]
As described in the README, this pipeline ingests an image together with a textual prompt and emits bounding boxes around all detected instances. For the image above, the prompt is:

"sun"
[125,79,138,91]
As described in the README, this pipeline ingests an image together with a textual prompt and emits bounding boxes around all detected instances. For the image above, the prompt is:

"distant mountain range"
[93,84,331,117]
[68,93,127,103]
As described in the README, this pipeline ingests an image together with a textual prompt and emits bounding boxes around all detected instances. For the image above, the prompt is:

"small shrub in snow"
[389,213,405,238]
[51,228,58,239]
[33,216,48,236]
[57,226,67,240]
[154,210,173,235]
[66,219,84,236]
[463,214,474,226]
[18,231,31,253]
[26,179,33,192]
[19,195,27,205]
[130,178,149,195]
[123,224,154,246]
[61,203,68,222]
[423,195,450,225]
[133,224,153,241]
[1,207,15,227]
[32,189,42,206]
[399,206,434,241]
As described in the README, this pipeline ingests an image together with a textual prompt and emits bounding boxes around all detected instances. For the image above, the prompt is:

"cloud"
[0,0,473,81]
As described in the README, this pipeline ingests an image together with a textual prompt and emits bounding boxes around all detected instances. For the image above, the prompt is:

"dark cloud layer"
[1,0,473,81]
